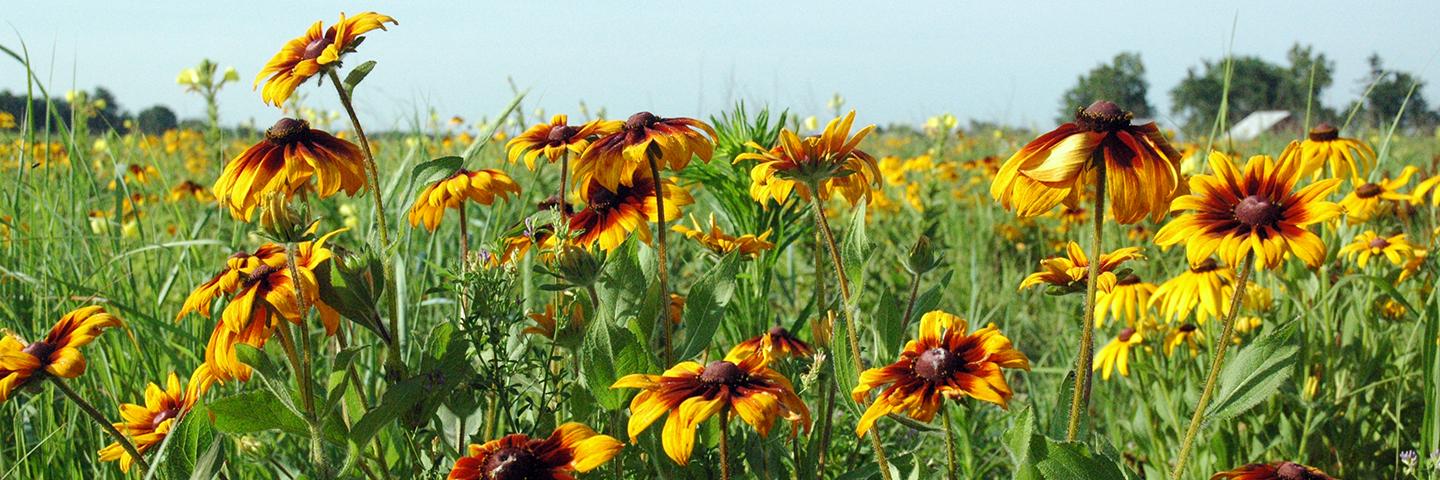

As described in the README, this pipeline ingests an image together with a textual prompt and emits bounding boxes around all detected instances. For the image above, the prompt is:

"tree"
[136,105,178,135]
[1058,52,1151,122]
[1169,44,1333,135]
[1360,53,1435,130]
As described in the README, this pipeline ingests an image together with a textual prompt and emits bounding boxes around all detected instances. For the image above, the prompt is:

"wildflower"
[668,294,685,325]
[1338,231,1415,268]
[852,311,1029,437]
[1210,461,1334,480]
[569,175,692,252]
[1094,273,1156,328]
[990,100,1183,223]
[1413,173,1440,206]
[1018,241,1143,293]
[728,326,814,362]
[98,366,216,473]
[611,350,810,465]
[735,111,879,206]
[1164,323,1204,357]
[214,118,367,219]
[573,112,714,191]
[169,180,213,203]
[523,300,586,341]
[0,306,121,402]
[671,214,775,258]
[1280,123,1375,183]
[506,114,620,170]
[1150,259,1235,325]
[1092,327,1143,380]
[407,169,521,231]
[1399,247,1429,285]
[1155,153,1341,269]
[255,12,397,106]
[1338,166,1418,223]
[447,422,622,480]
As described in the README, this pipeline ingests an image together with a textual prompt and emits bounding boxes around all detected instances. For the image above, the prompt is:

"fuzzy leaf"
[677,252,742,360]
[1205,321,1299,422]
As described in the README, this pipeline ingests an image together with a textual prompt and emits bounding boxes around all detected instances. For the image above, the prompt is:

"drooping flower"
[255,12,397,106]
[569,175,692,252]
[506,114,620,170]
[1210,461,1335,480]
[1338,231,1415,268]
[573,112,714,192]
[447,422,622,480]
[735,111,880,206]
[727,326,814,362]
[0,306,122,402]
[990,100,1184,224]
[671,214,775,258]
[852,310,1029,437]
[1163,323,1204,357]
[1094,273,1156,328]
[214,118,367,219]
[1092,327,1143,380]
[1017,241,1143,293]
[98,365,217,473]
[1338,166,1418,223]
[1280,123,1375,183]
[1149,259,1235,325]
[169,180,214,203]
[1155,153,1341,269]
[611,350,810,465]
[407,169,521,231]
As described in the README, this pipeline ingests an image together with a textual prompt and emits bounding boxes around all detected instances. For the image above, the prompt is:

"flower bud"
[556,244,602,288]
[904,234,938,276]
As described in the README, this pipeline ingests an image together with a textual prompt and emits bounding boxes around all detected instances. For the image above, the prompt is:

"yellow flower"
[214,118,367,219]
[1163,323,1204,357]
[446,422,622,479]
[573,112,714,192]
[1018,241,1143,292]
[1155,153,1341,269]
[1279,123,1375,183]
[1211,461,1335,480]
[1338,166,1418,223]
[569,175,692,252]
[671,214,774,258]
[1094,273,1156,328]
[1093,327,1143,380]
[505,114,620,170]
[407,169,521,231]
[1338,231,1415,268]
[1150,259,1235,325]
[169,180,214,204]
[0,306,122,402]
[255,12,397,106]
[1413,173,1440,207]
[98,365,216,473]
[735,110,879,206]
[727,326,814,362]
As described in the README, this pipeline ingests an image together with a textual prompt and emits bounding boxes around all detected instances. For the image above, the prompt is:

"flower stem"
[808,190,893,480]
[559,154,571,219]
[1066,165,1107,441]
[49,377,151,474]
[899,270,922,333]
[718,406,732,480]
[814,227,837,479]
[943,405,959,480]
[646,153,673,365]
[1171,252,1256,479]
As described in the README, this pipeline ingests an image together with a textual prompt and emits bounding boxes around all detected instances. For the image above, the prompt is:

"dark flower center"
[914,348,963,383]
[1308,123,1339,142]
[767,326,789,337]
[1192,258,1219,273]
[1274,462,1315,480]
[1355,183,1382,199]
[265,118,309,144]
[1233,195,1282,227]
[546,125,579,143]
[1117,273,1141,286]
[699,361,746,385]
[21,341,56,363]
[152,407,181,429]
[585,185,620,212]
[536,195,573,216]
[1178,323,1197,333]
[482,446,544,480]
[301,36,333,61]
[1074,100,1133,132]
[246,264,280,285]
[1117,328,1136,342]
[1369,236,1391,250]
[625,111,660,130]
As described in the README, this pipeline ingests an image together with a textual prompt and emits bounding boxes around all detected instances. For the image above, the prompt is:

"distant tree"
[136,105,178,135]
[86,87,130,133]
[1058,52,1151,122]
[1360,53,1435,130]
[1169,44,1333,135]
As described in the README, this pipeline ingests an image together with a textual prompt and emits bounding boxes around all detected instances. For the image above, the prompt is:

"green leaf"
[145,405,217,480]
[1047,370,1085,440]
[872,288,903,359]
[234,344,303,420]
[676,253,742,360]
[840,200,871,303]
[831,314,862,417]
[580,317,647,411]
[350,375,426,446]
[342,60,377,95]
[209,391,311,438]
[186,435,225,480]
[406,156,464,201]
[1003,407,1044,480]
[1205,321,1299,421]
[1034,441,1127,480]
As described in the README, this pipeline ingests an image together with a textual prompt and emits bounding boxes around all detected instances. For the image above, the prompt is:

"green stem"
[646,153,673,365]
[943,406,958,480]
[899,270,922,333]
[814,227,835,479]
[1066,165,1106,441]
[719,406,732,480]
[50,377,152,473]
[1171,252,1256,479]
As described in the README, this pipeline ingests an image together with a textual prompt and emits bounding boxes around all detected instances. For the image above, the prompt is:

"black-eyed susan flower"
[1338,166,1418,223]
[98,365,216,473]
[1413,173,1440,207]
[852,310,1029,437]
[573,112,714,192]
[1155,153,1341,269]
[671,214,774,258]
[506,114,620,171]
[0,306,121,402]
[169,180,213,203]
[728,326,813,362]
[214,118,367,219]
[1164,323,1204,357]
[447,422,622,480]
[1338,231,1415,268]
[1210,461,1334,480]
[1399,246,1430,285]
[1092,327,1143,380]
[1018,241,1143,293]
[1150,259,1235,325]
[611,350,810,465]
[1280,123,1375,183]
[407,169,521,231]
[735,111,879,206]
[569,175,692,252]
[255,12,397,106]
[990,100,1183,224]
[1094,273,1156,328]
[522,300,586,342]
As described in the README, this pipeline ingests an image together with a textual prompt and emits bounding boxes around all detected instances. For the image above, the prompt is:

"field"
[3,11,1440,480]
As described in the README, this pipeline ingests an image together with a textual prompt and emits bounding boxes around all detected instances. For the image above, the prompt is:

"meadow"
[2,11,1440,480]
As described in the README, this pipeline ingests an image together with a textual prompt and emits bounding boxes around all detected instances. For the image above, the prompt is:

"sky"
[3,1,1438,133]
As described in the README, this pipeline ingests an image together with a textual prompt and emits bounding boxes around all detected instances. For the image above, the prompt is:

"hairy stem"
[1066,165,1106,441]
[943,406,959,480]
[719,406,732,480]
[50,377,152,473]
[646,153,673,364]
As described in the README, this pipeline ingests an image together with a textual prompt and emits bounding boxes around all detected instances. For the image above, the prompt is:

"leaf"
[209,391,311,438]
[342,60,377,95]
[1003,407,1044,480]
[145,405,216,480]
[1034,441,1127,480]
[840,200,872,303]
[676,253,742,360]
[1205,321,1299,421]
[831,312,862,417]
[406,156,464,201]
[234,344,303,420]
[350,375,426,446]
[872,288,904,359]
[580,317,647,410]
[186,435,225,480]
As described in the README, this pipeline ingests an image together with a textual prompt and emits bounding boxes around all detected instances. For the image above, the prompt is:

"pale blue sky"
[3,1,1437,131]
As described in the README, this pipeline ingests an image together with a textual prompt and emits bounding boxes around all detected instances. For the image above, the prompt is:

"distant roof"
[1227,110,1292,141]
